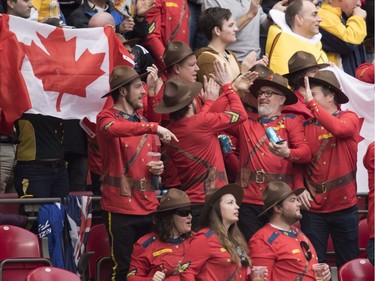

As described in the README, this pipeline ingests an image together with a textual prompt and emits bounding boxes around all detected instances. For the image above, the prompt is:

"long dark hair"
[153,211,192,242]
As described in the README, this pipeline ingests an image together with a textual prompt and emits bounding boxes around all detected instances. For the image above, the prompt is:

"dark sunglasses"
[174,209,192,217]
[300,241,312,261]
[256,90,283,98]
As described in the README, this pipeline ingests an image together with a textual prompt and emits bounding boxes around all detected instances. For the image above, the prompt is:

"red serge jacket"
[96,108,159,215]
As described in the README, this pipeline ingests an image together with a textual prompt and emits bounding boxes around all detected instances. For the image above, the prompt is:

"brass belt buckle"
[255,170,265,184]
[140,178,146,192]
[319,181,327,193]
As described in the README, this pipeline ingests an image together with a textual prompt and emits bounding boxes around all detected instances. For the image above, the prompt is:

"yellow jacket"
[32,0,55,22]
[266,25,328,75]
[318,2,367,66]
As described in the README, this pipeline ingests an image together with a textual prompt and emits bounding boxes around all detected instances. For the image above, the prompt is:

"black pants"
[238,203,268,242]
[103,211,153,281]
[301,205,359,268]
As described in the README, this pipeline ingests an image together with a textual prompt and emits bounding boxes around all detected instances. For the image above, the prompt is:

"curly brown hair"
[153,211,192,242]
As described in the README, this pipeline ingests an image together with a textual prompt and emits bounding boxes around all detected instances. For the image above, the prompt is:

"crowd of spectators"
[0,0,374,280]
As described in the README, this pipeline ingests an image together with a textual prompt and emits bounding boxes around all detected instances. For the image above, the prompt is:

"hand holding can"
[265,127,285,144]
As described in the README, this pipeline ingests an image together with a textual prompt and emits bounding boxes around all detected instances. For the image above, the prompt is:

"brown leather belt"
[249,170,293,184]
[102,175,153,192]
[306,171,356,194]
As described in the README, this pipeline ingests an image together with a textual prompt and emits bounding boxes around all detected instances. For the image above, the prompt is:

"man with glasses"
[227,71,311,241]
[249,181,331,281]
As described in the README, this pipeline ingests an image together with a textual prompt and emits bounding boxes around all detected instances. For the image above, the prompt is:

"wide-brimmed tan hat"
[303,70,349,104]
[102,66,148,98]
[199,184,244,227]
[116,33,141,48]
[258,181,305,217]
[249,64,273,79]
[283,51,329,78]
[156,188,193,213]
[250,73,297,105]
[163,41,195,70]
[154,79,202,114]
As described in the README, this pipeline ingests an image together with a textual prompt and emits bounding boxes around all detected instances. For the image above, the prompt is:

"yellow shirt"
[32,0,57,22]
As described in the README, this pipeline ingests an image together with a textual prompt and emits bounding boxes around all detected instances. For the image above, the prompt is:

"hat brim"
[258,187,305,217]
[163,51,195,71]
[155,202,197,213]
[199,184,244,227]
[102,71,149,98]
[301,76,349,104]
[283,63,329,78]
[250,79,298,105]
[154,82,202,114]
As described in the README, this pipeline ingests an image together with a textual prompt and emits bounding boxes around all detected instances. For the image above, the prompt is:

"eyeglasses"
[300,241,312,261]
[174,209,192,217]
[256,90,283,98]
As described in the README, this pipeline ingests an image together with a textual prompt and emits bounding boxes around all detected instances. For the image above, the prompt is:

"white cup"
[251,266,267,281]
[147,152,161,167]
[312,263,326,281]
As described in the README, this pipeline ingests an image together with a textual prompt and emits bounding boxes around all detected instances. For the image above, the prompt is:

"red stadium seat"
[79,223,113,281]
[357,195,368,220]
[26,266,81,281]
[338,258,374,281]
[68,191,94,196]
[0,193,19,214]
[0,225,52,281]
[358,219,370,258]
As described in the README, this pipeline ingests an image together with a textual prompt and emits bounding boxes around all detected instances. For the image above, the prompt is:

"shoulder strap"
[243,135,268,167]
[169,0,186,42]
[306,134,331,177]
[268,31,282,64]
[167,143,215,190]
[167,143,211,168]
[243,115,286,167]
[123,134,148,174]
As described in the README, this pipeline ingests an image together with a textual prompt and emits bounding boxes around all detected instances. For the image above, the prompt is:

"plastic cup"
[312,263,326,281]
[251,266,267,281]
[147,152,161,167]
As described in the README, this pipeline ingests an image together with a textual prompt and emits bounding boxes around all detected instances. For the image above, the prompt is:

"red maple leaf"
[24,28,105,112]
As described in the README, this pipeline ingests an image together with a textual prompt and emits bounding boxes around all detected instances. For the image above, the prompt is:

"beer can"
[265,127,285,144]
[218,134,232,154]
[160,189,169,195]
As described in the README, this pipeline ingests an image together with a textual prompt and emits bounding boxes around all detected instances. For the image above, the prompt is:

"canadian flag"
[329,65,375,193]
[0,14,134,124]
